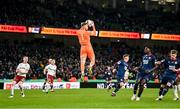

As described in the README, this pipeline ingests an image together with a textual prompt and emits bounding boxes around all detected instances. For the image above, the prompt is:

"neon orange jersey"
[77,30,91,46]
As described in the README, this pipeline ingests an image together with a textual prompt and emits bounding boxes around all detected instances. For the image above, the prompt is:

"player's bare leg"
[18,81,25,97]
[87,49,95,76]
[88,57,95,76]
[80,56,87,82]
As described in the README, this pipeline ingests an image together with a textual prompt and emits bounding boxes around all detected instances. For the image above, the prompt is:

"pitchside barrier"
[0,82,3,89]
[81,82,160,89]
[3,82,80,90]
[0,79,160,89]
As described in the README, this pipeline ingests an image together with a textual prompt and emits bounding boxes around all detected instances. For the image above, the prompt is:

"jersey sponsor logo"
[143,60,149,64]
[169,65,175,70]
[124,66,128,70]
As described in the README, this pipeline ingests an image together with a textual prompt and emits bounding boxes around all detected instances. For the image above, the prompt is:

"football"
[87,20,94,27]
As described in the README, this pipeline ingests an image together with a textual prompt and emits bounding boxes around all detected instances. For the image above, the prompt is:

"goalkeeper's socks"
[88,67,93,75]
[81,73,85,82]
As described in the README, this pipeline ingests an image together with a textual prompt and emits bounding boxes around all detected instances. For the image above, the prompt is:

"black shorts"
[136,72,151,83]
[161,76,175,87]
[117,76,124,83]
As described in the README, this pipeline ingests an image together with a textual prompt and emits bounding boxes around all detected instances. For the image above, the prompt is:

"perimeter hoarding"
[4,82,80,90]
[151,34,180,41]
[99,31,140,39]
[41,27,77,36]
[41,27,98,36]
[0,25,27,33]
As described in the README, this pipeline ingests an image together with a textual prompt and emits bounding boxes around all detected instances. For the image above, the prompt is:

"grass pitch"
[0,88,179,109]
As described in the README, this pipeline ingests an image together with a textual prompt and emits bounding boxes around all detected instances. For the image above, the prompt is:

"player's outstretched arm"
[156,59,165,65]
[172,68,180,72]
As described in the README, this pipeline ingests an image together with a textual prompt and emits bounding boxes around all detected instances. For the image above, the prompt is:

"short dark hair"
[123,54,129,58]
[145,46,151,50]
[170,49,178,55]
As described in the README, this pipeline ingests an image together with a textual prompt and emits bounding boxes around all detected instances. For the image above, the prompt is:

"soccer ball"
[86,20,94,27]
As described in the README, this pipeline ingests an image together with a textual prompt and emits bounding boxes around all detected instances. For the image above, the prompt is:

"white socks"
[173,85,179,98]
[11,85,14,96]
[45,83,50,92]
[178,84,180,92]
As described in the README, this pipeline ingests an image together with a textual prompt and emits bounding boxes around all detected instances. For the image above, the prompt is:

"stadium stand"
[0,0,180,34]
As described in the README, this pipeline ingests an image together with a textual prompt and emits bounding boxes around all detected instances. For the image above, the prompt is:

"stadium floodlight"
[166,0,175,2]
[127,0,133,2]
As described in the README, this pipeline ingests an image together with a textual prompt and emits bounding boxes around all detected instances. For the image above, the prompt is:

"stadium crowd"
[0,0,179,81]
[0,0,180,34]
[0,40,179,81]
